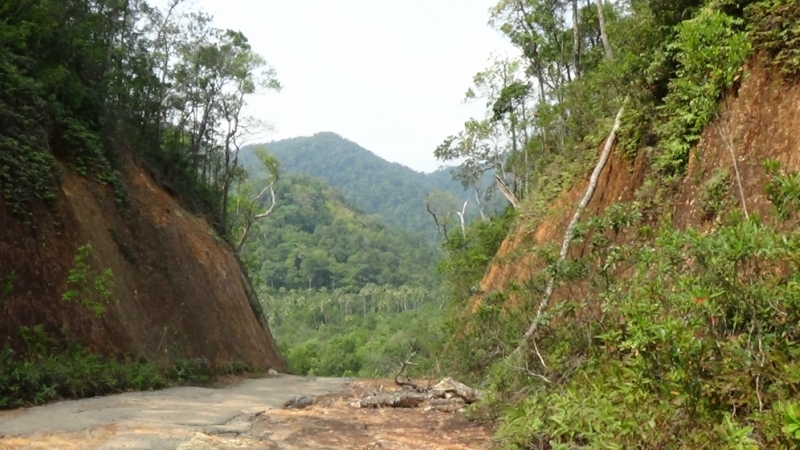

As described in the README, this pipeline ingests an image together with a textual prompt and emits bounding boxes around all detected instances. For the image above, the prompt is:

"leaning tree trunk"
[510,100,627,357]
[495,174,521,209]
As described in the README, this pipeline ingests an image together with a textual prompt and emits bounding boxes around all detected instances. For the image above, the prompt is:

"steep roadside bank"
[0,156,285,371]
[475,58,800,309]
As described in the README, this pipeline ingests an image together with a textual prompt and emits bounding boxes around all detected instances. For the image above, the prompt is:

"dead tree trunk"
[456,201,468,238]
[510,101,626,357]
[495,175,521,209]
[235,183,276,253]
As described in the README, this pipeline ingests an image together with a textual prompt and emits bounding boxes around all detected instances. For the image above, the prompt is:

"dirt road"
[0,376,492,450]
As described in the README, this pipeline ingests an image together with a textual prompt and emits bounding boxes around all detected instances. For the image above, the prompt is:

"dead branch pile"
[350,346,482,412]
[349,377,482,412]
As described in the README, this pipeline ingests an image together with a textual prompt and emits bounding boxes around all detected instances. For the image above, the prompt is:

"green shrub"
[701,168,732,220]
[763,159,800,220]
[746,0,800,79]
[654,6,751,176]
[1,327,257,409]
[0,327,167,409]
[171,358,212,384]
[62,244,114,318]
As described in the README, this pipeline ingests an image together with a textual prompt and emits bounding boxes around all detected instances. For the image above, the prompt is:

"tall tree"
[437,56,532,208]
[572,0,581,77]
[595,0,613,59]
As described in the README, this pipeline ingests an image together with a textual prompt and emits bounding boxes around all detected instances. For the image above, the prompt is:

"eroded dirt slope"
[475,58,800,308]
[0,158,284,370]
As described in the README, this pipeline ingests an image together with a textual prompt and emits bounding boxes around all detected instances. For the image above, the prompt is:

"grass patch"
[0,326,255,410]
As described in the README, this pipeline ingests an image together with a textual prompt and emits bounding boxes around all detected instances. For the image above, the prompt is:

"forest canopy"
[0,0,280,248]
[240,132,507,240]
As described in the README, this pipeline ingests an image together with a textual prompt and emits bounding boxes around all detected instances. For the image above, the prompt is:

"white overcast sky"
[192,0,516,173]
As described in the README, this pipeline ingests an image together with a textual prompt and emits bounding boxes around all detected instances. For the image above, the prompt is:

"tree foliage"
[0,0,280,236]
[240,132,507,241]
[239,174,440,292]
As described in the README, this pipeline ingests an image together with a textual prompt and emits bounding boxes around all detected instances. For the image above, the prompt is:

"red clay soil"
[473,57,800,311]
[248,380,494,450]
[0,157,285,371]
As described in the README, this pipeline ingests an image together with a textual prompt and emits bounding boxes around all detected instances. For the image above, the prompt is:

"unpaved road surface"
[0,376,492,449]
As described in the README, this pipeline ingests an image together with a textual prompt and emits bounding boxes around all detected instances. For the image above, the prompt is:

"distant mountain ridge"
[240,132,505,239]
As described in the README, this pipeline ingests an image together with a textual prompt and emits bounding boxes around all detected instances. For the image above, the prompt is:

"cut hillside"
[0,156,285,372]
[239,132,506,240]
[475,59,800,310]
[0,0,288,408]
[433,0,800,446]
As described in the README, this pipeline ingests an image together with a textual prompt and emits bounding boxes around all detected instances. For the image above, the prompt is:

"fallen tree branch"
[352,392,427,409]
[431,377,482,404]
[394,343,423,392]
[351,377,482,410]
[510,100,627,357]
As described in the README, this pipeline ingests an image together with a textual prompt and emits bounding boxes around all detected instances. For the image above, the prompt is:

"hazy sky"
[193,0,516,173]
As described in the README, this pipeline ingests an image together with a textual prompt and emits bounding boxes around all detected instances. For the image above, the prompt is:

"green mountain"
[239,173,440,292]
[240,132,505,240]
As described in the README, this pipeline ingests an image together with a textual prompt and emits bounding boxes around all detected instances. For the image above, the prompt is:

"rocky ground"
[0,375,493,450]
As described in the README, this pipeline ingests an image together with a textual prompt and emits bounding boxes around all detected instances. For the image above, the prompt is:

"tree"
[436,119,521,209]
[230,147,280,252]
[572,0,581,77]
[595,0,613,60]
[425,192,458,244]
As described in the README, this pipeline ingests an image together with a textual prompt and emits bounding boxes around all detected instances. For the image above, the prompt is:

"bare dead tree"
[234,181,276,252]
[456,201,469,238]
[425,194,454,245]
[395,341,423,392]
[495,174,521,209]
[715,113,749,219]
[474,186,488,222]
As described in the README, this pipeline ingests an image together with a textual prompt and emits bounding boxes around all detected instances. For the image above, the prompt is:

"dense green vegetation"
[233,170,448,376]
[465,208,800,448]
[239,173,439,291]
[432,0,800,447]
[0,0,280,242]
[240,132,506,240]
[0,325,253,409]
[264,287,445,377]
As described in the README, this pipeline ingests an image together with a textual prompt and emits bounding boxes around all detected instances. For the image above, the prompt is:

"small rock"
[267,368,279,376]
[283,395,314,409]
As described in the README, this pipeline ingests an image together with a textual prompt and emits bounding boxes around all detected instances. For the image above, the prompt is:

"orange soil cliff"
[476,59,800,309]
[0,157,285,371]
